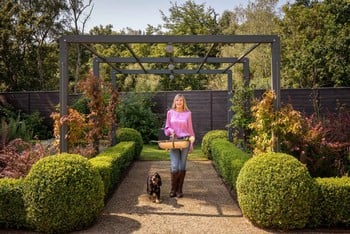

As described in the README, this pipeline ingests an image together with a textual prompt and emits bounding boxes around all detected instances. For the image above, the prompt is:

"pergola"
[59,35,281,153]
[93,56,251,146]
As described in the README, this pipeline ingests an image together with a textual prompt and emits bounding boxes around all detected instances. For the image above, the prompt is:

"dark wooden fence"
[1,88,350,143]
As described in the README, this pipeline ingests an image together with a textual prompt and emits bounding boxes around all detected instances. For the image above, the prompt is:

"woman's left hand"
[189,143,193,153]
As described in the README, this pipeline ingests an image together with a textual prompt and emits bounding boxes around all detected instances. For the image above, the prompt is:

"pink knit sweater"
[164,109,195,140]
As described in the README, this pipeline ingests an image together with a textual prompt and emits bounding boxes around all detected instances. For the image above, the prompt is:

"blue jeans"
[170,146,189,172]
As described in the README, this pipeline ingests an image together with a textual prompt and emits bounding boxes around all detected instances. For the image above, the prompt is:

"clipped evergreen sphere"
[236,152,317,230]
[116,127,143,158]
[24,153,104,233]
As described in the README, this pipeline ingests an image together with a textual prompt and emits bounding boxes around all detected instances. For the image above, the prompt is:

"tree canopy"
[0,0,349,92]
[279,0,350,87]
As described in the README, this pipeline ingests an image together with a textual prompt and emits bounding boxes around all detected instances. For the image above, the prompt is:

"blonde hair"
[171,94,190,111]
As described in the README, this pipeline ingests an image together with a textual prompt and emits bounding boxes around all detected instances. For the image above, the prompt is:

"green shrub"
[309,177,350,228]
[201,130,227,159]
[24,111,50,140]
[211,138,250,191]
[0,178,27,229]
[0,103,49,141]
[24,153,104,233]
[230,158,247,193]
[7,114,32,142]
[236,152,317,230]
[71,96,90,114]
[89,156,114,197]
[116,92,161,144]
[116,128,143,158]
[90,141,135,196]
[228,86,254,151]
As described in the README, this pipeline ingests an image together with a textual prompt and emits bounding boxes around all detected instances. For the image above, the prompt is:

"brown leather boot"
[170,172,179,197]
[176,170,186,198]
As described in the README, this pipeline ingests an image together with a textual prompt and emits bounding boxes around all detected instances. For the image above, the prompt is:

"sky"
[84,0,291,31]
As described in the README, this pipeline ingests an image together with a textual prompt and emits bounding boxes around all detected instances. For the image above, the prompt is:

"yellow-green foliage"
[116,128,143,158]
[249,90,304,154]
[0,178,27,229]
[24,154,104,233]
[89,141,135,195]
[236,152,317,230]
[210,138,250,191]
[201,130,227,159]
[310,177,350,227]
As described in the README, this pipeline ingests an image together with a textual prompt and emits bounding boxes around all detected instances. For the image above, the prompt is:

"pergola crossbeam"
[62,35,278,44]
[81,43,123,73]
[223,43,261,73]
[124,43,147,73]
[112,69,230,75]
[196,43,216,74]
[94,57,243,64]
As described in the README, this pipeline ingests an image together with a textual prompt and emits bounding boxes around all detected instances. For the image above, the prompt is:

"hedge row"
[309,177,350,228]
[210,138,250,191]
[89,141,135,197]
[0,178,27,229]
[201,129,227,159]
[203,130,350,230]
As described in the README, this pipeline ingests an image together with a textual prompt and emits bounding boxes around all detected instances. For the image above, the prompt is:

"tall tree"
[23,0,67,89]
[219,0,280,89]
[87,25,136,92]
[66,0,94,93]
[218,10,239,35]
[279,0,350,88]
[0,1,27,91]
[159,0,221,90]
[0,0,67,91]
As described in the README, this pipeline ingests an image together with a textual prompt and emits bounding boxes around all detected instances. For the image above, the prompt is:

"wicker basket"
[157,139,189,150]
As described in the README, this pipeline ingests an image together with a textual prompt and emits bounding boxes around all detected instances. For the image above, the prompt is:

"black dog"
[147,172,162,203]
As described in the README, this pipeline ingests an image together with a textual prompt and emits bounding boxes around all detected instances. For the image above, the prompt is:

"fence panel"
[1,88,350,143]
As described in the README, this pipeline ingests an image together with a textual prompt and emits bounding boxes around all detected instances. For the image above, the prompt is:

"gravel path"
[72,160,350,234]
[73,160,267,234]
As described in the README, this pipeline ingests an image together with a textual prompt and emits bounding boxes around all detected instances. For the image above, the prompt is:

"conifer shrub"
[116,128,143,158]
[236,152,317,230]
[24,153,104,233]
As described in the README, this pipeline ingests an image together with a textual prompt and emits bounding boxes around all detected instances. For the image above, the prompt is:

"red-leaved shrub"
[0,139,47,178]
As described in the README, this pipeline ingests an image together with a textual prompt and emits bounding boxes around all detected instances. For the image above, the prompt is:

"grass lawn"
[139,144,207,161]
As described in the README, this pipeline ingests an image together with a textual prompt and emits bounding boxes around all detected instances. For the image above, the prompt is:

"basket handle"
[172,136,175,148]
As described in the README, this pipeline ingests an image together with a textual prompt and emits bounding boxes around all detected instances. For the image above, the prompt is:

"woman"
[164,94,195,198]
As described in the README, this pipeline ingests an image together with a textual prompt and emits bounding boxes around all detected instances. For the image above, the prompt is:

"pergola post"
[59,37,69,153]
[227,70,233,142]
[110,70,117,146]
[271,36,281,151]
[93,57,99,77]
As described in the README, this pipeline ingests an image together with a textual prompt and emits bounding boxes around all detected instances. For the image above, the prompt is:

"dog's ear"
[158,176,162,186]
